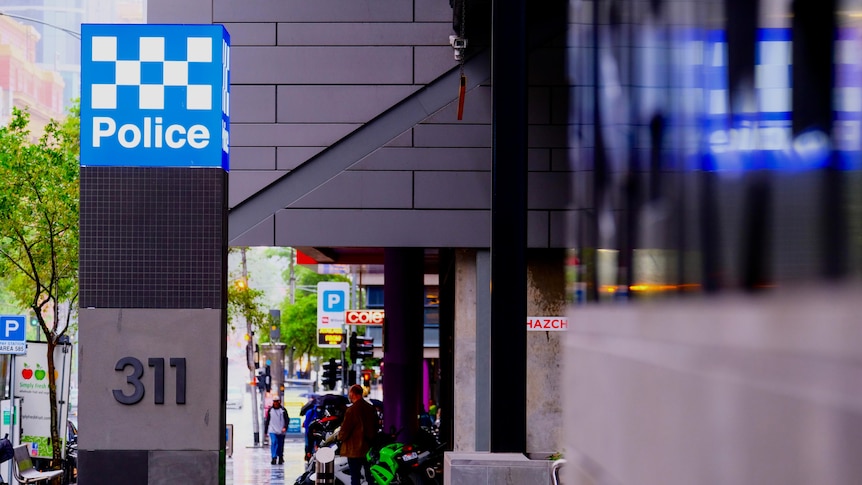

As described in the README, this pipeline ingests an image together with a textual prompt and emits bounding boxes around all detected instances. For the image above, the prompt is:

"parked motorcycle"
[295,403,445,485]
[367,425,445,485]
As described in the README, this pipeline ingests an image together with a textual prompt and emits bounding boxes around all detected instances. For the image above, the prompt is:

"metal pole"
[8,355,14,483]
[242,248,261,446]
[289,248,296,305]
[314,447,335,485]
[340,341,347,394]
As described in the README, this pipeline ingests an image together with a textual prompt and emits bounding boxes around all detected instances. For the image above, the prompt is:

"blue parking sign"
[0,315,27,355]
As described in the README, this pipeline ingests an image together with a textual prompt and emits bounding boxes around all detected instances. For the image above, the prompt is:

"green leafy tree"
[264,248,348,363]
[227,247,271,367]
[0,106,80,463]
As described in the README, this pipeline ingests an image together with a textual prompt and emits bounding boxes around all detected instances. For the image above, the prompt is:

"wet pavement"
[227,438,308,485]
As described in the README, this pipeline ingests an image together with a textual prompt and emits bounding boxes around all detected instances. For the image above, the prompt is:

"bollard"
[315,447,335,485]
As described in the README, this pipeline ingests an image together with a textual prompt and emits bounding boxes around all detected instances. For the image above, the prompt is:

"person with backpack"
[264,397,288,465]
[338,384,379,485]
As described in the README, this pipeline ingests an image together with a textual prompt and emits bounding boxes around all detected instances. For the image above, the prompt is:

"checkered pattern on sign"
[90,36,214,111]
[755,29,792,118]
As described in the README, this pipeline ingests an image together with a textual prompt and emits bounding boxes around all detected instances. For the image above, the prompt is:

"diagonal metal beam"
[228,49,491,243]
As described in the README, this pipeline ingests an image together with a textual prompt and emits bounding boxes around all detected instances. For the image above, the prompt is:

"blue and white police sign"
[0,315,27,355]
[81,24,230,170]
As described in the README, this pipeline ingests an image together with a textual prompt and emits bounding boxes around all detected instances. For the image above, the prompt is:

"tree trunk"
[45,338,62,463]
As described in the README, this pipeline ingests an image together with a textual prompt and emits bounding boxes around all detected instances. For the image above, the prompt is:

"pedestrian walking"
[338,384,379,485]
[301,395,319,461]
[264,397,288,465]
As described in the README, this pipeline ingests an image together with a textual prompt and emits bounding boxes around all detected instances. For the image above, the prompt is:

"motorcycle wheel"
[405,471,429,485]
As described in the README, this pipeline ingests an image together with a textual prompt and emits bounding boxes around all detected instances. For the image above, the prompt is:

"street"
[227,358,308,485]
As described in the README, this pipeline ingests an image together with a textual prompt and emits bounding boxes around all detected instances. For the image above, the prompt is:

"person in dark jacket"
[338,384,378,485]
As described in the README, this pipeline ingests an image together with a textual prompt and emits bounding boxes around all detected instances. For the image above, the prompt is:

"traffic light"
[255,369,267,392]
[349,332,358,363]
[269,309,281,340]
[355,336,374,360]
[264,365,272,391]
[322,358,339,390]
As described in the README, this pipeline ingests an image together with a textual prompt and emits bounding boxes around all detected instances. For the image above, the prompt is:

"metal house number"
[113,356,187,405]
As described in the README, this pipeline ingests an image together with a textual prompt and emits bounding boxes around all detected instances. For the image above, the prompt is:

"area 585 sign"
[81,24,230,170]
[0,315,26,355]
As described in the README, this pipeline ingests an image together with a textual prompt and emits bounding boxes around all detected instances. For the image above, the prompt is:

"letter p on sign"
[322,290,345,312]
[2,316,25,340]
[4,319,18,338]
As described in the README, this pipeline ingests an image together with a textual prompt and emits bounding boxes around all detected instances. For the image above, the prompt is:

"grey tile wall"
[150,0,575,248]
[413,171,491,209]
[274,209,491,247]
[276,23,451,46]
[231,46,414,84]
[276,85,420,123]
[231,85,276,123]
[220,22,276,45]
[213,0,413,23]
[290,171,414,209]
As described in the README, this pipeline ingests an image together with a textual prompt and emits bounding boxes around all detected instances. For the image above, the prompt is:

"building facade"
[144,0,862,483]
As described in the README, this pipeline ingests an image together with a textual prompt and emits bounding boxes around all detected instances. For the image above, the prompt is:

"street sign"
[81,24,231,170]
[0,316,26,355]
[345,309,384,326]
[317,282,349,348]
[527,316,568,331]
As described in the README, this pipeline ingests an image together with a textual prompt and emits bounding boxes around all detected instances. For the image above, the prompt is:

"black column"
[791,0,843,279]
[382,248,425,442]
[490,0,528,453]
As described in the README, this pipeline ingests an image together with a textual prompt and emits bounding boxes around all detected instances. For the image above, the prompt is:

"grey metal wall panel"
[147,0,211,23]
[277,23,452,46]
[415,46,460,84]
[414,124,492,148]
[230,214,276,247]
[232,46,414,84]
[551,148,570,171]
[277,85,420,123]
[527,124,568,148]
[415,0,454,21]
[385,130,414,147]
[529,172,571,209]
[290,171,414,209]
[229,170,285,208]
[528,148,551,171]
[353,147,491,171]
[414,171,491,209]
[232,85,276,123]
[528,87,551,124]
[551,86,569,124]
[231,122,359,147]
[549,210,575,248]
[274,209,491,247]
[231,146,276,170]
[426,85,493,124]
[213,0,413,23]
[277,147,326,170]
[527,211,550,247]
[221,22,277,45]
